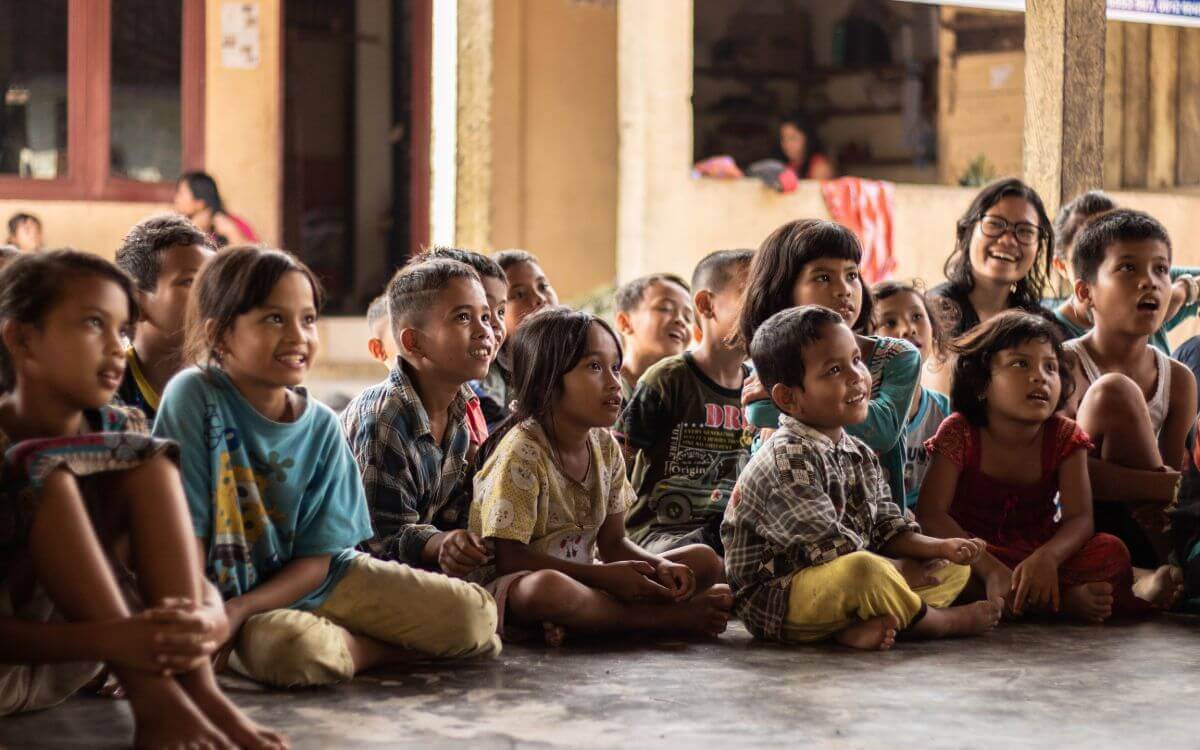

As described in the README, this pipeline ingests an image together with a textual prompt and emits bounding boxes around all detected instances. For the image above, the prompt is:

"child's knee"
[1085,533,1133,570]
[235,609,354,688]
[669,544,725,585]
[423,579,501,658]
[1084,373,1145,421]
[837,551,897,581]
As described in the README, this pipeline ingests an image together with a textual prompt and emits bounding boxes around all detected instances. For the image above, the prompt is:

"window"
[0,0,204,201]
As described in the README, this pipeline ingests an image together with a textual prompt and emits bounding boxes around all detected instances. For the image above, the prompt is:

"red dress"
[926,413,1143,612]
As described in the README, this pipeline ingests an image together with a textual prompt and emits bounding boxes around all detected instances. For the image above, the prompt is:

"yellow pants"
[229,555,502,688]
[782,551,970,643]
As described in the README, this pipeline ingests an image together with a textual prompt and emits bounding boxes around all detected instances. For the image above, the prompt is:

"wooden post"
[1178,28,1200,186]
[456,0,493,250]
[1023,0,1106,217]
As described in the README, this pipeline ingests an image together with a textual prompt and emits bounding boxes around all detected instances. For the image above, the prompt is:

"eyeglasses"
[979,215,1042,246]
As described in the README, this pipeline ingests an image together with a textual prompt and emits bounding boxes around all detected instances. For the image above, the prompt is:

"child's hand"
[100,600,219,676]
[597,561,673,602]
[938,537,986,565]
[1011,551,1060,615]
[438,530,490,578]
[655,561,696,601]
[741,371,768,407]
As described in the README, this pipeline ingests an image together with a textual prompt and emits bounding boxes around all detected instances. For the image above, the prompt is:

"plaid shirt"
[721,415,917,641]
[340,363,477,567]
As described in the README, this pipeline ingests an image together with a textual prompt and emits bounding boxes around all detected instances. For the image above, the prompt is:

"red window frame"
[0,0,205,202]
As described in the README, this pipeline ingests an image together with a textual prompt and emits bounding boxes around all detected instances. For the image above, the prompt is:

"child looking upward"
[0,250,282,748]
[616,250,753,555]
[470,307,731,644]
[114,214,215,420]
[1061,209,1190,606]
[342,259,498,579]
[613,273,694,401]
[919,311,1153,621]
[156,248,500,688]
[725,305,998,650]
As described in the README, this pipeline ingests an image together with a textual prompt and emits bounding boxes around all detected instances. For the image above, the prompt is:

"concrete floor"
[2,617,1197,750]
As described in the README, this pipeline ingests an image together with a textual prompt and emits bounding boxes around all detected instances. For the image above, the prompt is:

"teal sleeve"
[293,408,374,557]
[848,340,921,453]
[152,371,215,542]
[745,399,781,429]
[1166,266,1200,332]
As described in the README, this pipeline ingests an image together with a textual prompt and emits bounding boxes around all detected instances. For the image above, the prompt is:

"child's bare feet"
[668,584,733,637]
[1132,565,1185,609]
[542,622,567,647]
[125,678,234,750]
[910,600,1000,639]
[180,671,289,750]
[835,615,899,650]
[1061,582,1114,623]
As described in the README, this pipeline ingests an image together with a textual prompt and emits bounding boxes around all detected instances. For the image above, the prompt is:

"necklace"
[549,427,592,485]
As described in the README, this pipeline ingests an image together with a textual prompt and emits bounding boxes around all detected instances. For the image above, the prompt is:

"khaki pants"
[229,555,501,688]
[782,551,969,643]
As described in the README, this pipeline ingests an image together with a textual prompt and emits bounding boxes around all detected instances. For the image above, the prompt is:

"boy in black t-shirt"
[615,250,754,556]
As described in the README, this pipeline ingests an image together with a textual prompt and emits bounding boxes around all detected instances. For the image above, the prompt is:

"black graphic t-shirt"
[615,353,750,544]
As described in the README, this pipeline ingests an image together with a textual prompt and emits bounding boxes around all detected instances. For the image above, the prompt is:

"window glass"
[0,0,69,179]
[110,0,182,183]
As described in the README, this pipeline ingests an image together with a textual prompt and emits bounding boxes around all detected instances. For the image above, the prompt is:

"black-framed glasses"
[979,215,1042,246]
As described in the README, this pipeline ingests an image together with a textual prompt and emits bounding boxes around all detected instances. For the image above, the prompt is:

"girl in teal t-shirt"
[155,246,499,688]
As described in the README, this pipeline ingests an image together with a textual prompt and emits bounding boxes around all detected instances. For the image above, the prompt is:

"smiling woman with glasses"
[929,178,1056,342]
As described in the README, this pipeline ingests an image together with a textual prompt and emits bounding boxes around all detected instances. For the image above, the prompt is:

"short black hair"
[1053,190,1116,262]
[692,249,753,294]
[613,273,691,314]
[179,171,224,213]
[949,310,1074,426]
[494,249,540,272]
[366,294,389,332]
[1072,208,1172,284]
[6,213,39,239]
[749,305,844,392]
[418,246,506,283]
[115,214,213,291]
[0,249,139,391]
[387,258,481,335]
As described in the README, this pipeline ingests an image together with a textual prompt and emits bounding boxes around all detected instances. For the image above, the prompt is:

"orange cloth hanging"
[820,177,896,285]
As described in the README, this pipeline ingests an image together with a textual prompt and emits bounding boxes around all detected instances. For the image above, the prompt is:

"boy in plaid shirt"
[722,306,1000,649]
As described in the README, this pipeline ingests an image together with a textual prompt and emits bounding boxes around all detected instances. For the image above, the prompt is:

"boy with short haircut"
[341,259,498,579]
[1063,209,1192,606]
[615,250,753,556]
[365,293,395,367]
[613,273,694,401]
[723,306,999,649]
[114,214,215,419]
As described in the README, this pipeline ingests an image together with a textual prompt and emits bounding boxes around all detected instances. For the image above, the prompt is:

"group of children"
[0,176,1196,747]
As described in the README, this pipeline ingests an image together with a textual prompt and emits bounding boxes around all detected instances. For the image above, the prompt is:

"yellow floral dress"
[470,420,633,582]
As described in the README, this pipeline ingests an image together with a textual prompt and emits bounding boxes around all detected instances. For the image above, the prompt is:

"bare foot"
[835,615,899,650]
[180,671,289,750]
[1061,582,1114,624]
[1132,565,1185,610]
[542,622,567,647]
[668,584,733,637]
[124,677,234,750]
[910,601,1000,639]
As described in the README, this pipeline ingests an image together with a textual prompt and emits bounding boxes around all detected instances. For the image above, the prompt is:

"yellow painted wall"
[0,1,283,258]
[491,0,618,303]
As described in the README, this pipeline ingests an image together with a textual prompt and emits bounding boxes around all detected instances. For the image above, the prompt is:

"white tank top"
[1064,339,1171,436]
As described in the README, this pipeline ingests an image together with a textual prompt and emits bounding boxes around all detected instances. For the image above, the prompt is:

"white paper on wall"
[221,2,260,70]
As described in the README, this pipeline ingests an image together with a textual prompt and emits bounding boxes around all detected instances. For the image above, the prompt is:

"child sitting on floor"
[0,250,284,748]
[740,219,920,508]
[872,280,951,510]
[613,273,694,402]
[154,248,500,688]
[365,293,395,368]
[918,311,1151,622]
[470,306,732,644]
[1060,209,1190,607]
[616,250,753,555]
[474,251,558,430]
[342,259,498,579]
[419,247,509,444]
[113,214,215,420]
[724,305,998,649]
